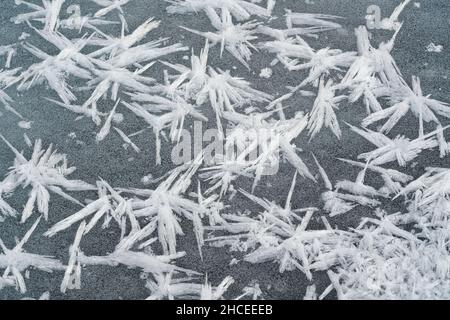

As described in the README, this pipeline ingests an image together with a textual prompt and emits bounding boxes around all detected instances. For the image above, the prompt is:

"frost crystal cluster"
[0,0,450,300]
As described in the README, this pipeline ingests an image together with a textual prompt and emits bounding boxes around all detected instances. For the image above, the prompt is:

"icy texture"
[1,0,450,301]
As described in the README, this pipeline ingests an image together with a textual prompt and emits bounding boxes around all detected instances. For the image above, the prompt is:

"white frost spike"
[208,191,335,279]
[148,273,233,300]
[199,68,273,110]
[16,33,93,104]
[436,125,450,158]
[126,92,207,144]
[338,158,412,184]
[63,232,197,292]
[109,41,188,69]
[197,68,272,137]
[348,123,444,167]
[164,46,271,139]
[207,213,281,254]
[285,11,342,31]
[88,18,160,58]
[96,99,120,142]
[92,0,133,19]
[236,282,263,300]
[123,94,206,164]
[43,0,65,31]
[200,276,234,300]
[0,136,93,222]
[308,78,344,140]
[130,154,207,255]
[338,158,412,195]
[397,167,450,208]
[222,111,316,188]
[326,219,450,299]
[0,276,15,290]
[87,18,188,68]
[24,133,33,148]
[318,160,382,217]
[45,98,111,126]
[298,47,356,87]
[0,45,17,68]
[193,183,205,261]
[239,172,318,225]
[244,226,349,278]
[0,68,24,118]
[312,154,332,191]
[342,26,404,92]
[122,102,163,164]
[363,76,450,134]
[200,159,251,199]
[304,285,317,300]
[182,8,260,69]
[80,250,198,279]
[45,179,137,237]
[114,127,141,153]
[82,61,156,113]
[0,192,19,220]
[260,34,356,87]
[61,221,86,293]
[11,0,59,26]
[0,217,64,293]
[256,27,313,46]
[346,76,388,115]
[335,168,384,199]
[330,192,381,212]
[166,0,271,22]
[31,28,96,71]
[12,0,60,27]
[160,40,210,98]
[191,182,223,260]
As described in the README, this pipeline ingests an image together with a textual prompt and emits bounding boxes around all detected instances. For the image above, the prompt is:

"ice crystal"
[166,0,271,21]
[13,0,63,31]
[58,5,119,33]
[0,136,93,222]
[348,123,443,167]
[146,273,233,300]
[182,8,260,69]
[220,110,316,191]
[16,32,93,104]
[0,217,64,293]
[363,76,450,134]
[2,0,450,301]
[88,18,161,59]
[342,26,404,91]
[124,93,207,162]
[91,0,134,19]
[126,154,208,255]
[260,32,356,87]
[307,78,345,140]
[366,0,411,31]
[285,11,342,31]
[59,221,198,293]
[196,68,272,136]
[0,45,17,68]
[0,68,23,118]
[313,155,382,217]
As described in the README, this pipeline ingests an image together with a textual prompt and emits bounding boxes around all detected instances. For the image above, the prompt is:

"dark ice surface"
[0,0,449,300]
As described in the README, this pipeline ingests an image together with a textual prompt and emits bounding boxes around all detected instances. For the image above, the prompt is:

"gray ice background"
[0,0,449,299]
